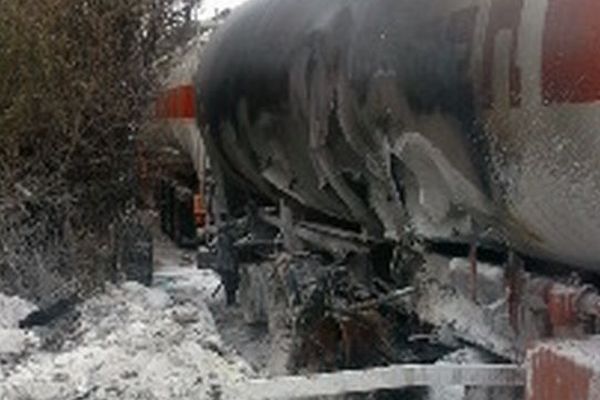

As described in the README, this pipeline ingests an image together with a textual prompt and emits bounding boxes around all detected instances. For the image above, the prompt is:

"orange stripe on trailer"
[155,85,196,119]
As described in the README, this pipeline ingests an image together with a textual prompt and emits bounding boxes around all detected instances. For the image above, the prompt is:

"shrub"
[0,0,200,303]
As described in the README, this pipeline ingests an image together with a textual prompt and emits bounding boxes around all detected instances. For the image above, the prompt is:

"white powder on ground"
[0,270,251,400]
[0,293,37,329]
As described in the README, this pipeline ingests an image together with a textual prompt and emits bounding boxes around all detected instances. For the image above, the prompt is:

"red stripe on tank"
[156,85,196,119]
[543,0,600,104]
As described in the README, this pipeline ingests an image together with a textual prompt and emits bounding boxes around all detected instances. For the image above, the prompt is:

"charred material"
[18,295,79,330]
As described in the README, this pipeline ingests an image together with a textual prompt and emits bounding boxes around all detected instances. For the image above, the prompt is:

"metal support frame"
[233,364,525,399]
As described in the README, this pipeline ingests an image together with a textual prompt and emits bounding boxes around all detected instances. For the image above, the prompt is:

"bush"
[0,0,199,304]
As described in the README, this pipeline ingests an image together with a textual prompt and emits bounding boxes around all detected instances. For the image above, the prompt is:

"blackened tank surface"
[196,0,600,272]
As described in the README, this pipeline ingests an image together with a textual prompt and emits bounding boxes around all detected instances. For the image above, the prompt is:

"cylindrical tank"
[196,0,600,271]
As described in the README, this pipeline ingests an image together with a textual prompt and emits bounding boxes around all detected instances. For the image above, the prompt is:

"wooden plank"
[234,364,525,399]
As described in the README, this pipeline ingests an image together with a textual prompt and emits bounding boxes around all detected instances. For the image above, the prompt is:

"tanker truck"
[170,0,600,396]
[196,0,600,272]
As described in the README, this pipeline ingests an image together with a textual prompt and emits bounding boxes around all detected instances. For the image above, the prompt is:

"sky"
[199,0,249,19]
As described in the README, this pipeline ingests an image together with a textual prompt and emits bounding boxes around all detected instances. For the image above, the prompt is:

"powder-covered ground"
[0,267,252,400]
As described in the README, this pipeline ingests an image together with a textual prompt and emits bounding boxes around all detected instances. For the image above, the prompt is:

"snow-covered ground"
[0,294,39,370]
[0,263,253,400]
